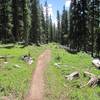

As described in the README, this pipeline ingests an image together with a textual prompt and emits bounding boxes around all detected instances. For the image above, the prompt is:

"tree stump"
[65,71,79,80]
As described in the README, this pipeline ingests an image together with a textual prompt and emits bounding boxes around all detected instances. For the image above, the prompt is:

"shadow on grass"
[67,49,78,54]
[0,44,15,49]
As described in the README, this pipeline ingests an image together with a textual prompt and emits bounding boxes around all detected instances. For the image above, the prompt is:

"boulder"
[92,58,100,69]
[21,55,33,65]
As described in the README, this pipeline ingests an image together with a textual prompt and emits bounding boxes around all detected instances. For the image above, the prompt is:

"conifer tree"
[39,5,46,43]
[0,1,3,41]
[23,0,31,45]
[52,23,56,42]
[30,0,40,45]
[1,0,13,43]
[12,0,24,42]
[69,0,78,50]
[44,1,49,43]
[57,10,61,43]
[61,6,68,45]
[88,0,100,56]
[49,15,53,42]
[69,0,89,51]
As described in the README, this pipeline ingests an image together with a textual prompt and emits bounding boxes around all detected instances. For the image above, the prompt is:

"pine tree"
[79,0,89,51]
[88,0,95,56]
[39,5,46,43]
[12,0,24,42]
[93,0,100,57]
[95,28,100,57]
[0,1,3,41]
[61,6,68,45]
[69,0,89,51]
[23,0,31,45]
[69,0,79,50]
[88,0,100,56]
[30,0,40,45]
[52,23,56,42]
[57,10,61,43]
[49,15,53,42]
[44,1,49,43]
[1,0,13,43]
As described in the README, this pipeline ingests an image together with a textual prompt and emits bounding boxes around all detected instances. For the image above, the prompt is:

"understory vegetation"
[44,43,100,100]
[0,43,100,100]
[0,44,46,99]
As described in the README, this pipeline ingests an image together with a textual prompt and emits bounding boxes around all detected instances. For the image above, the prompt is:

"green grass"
[0,43,100,100]
[44,43,100,100]
[0,44,46,99]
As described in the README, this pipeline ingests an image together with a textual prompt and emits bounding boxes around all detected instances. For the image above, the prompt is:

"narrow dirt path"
[25,49,51,100]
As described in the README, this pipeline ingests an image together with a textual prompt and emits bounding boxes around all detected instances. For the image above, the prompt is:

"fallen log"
[0,55,14,62]
[0,44,14,49]
[65,71,79,80]
[87,76,99,87]
[0,55,14,59]
[81,76,99,88]
[81,71,100,87]
[84,71,96,78]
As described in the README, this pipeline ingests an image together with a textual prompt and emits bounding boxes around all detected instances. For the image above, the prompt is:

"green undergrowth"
[44,43,100,100]
[0,44,46,99]
[0,43,100,100]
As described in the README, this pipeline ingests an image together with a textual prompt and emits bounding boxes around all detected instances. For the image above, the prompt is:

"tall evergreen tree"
[69,0,89,51]
[52,23,56,42]
[0,1,3,41]
[61,6,68,45]
[49,15,53,42]
[1,0,13,43]
[23,0,31,45]
[12,0,24,42]
[44,1,49,43]
[88,0,95,56]
[30,0,40,45]
[95,28,100,57]
[93,0,100,56]
[40,5,46,43]
[57,10,61,43]
[69,0,78,50]
[79,0,89,51]
[88,0,100,56]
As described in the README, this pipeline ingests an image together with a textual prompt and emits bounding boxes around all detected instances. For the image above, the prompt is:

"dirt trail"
[25,49,51,100]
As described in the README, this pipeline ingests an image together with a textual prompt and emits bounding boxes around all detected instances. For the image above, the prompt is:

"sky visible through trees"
[41,0,71,24]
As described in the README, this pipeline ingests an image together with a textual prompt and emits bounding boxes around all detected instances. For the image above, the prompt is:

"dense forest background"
[0,0,100,57]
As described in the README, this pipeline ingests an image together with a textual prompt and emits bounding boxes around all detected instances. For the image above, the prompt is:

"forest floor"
[25,49,51,100]
[0,43,100,100]
[44,44,100,100]
[0,44,47,100]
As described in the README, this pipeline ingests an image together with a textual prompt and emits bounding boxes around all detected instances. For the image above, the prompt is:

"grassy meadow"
[0,44,46,99]
[0,43,100,100]
[44,43,100,100]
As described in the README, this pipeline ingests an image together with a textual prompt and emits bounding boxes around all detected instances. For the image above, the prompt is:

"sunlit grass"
[0,43,100,100]
[44,43,100,100]
[0,44,46,99]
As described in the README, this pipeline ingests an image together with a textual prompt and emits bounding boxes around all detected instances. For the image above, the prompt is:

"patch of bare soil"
[25,49,51,100]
